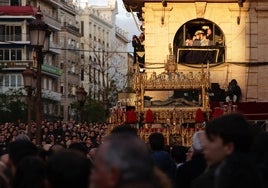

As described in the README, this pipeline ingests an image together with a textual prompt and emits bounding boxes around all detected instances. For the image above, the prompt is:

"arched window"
[173,18,225,65]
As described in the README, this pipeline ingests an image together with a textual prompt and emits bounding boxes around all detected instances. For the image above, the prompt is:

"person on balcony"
[225,79,241,103]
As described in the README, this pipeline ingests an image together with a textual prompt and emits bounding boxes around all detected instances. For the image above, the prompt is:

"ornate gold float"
[132,45,211,146]
[108,45,211,146]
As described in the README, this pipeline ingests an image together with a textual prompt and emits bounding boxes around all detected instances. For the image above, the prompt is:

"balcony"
[0,60,33,68]
[0,87,61,102]
[49,41,61,54]
[62,22,80,36]
[42,89,62,101]
[0,86,24,94]
[43,14,61,31]
[0,34,30,44]
[177,46,225,64]
[0,61,63,77]
[42,64,63,76]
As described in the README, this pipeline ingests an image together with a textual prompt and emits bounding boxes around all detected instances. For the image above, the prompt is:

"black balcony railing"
[0,60,33,68]
[63,22,80,34]
[177,46,225,64]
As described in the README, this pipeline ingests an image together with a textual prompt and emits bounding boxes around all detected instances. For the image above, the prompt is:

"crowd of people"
[0,120,108,156]
[0,113,268,188]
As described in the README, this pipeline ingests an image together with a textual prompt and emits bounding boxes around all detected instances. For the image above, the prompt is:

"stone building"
[0,0,132,122]
[79,1,130,107]
[113,26,131,90]
[122,0,268,103]
[79,1,117,102]
[0,0,62,120]
[57,2,82,121]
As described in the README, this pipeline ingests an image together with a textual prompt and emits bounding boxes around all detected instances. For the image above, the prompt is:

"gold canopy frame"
[133,45,211,125]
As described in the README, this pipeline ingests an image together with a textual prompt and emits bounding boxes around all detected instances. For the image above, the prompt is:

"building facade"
[0,0,131,122]
[0,0,62,121]
[79,1,131,107]
[113,26,131,91]
[57,1,82,122]
[123,0,268,103]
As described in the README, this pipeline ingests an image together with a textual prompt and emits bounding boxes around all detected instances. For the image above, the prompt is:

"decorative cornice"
[195,2,207,18]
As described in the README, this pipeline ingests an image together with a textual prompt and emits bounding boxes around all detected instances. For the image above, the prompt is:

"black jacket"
[176,153,206,188]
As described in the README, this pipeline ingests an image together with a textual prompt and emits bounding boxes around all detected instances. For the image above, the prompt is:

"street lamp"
[22,66,36,138]
[29,7,49,146]
[76,87,87,122]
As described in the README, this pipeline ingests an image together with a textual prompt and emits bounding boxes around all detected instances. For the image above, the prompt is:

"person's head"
[192,130,205,154]
[47,150,91,188]
[88,147,98,162]
[251,131,268,164]
[149,133,165,151]
[47,143,66,157]
[207,28,212,35]
[8,140,38,172]
[203,113,253,166]
[91,134,154,188]
[230,79,237,86]
[153,166,173,188]
[13,156,46,188]
[171,145,187,164]
[194,30,204,40]
[14,134,30,142]
[0,161,12,188]
[201,33,207,39]
[186,147,194,162]
[68,142,88,157]
[110,125,138,136]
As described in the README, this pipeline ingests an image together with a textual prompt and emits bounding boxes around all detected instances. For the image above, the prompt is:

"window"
[43,78,47,89]
[43,104,47,114]
[10,75,16,87]
[47,56,52,65]
[81,21,84,36]
[0,50,3,60]
[0,25,4,41]
[4,50,9,60]
[10,0,21,6]
[48,80,52,90]
[60,85,64,94]
[11,50,16,60]
[174,18,225,64]
[0,75,3,87]
[4,75,9,86]
[88,65,92,82]
[0,49,22,61]
[17,75,22,86]
[48,104,53,115]
[0,25,22,41]
[14,26,21,40]
[0,0,9,6]
[1,74,22,88]
[71,63,75,73]
[71,40,75,48]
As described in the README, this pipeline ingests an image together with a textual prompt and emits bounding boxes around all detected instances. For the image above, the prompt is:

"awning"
[0,6,37,16]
